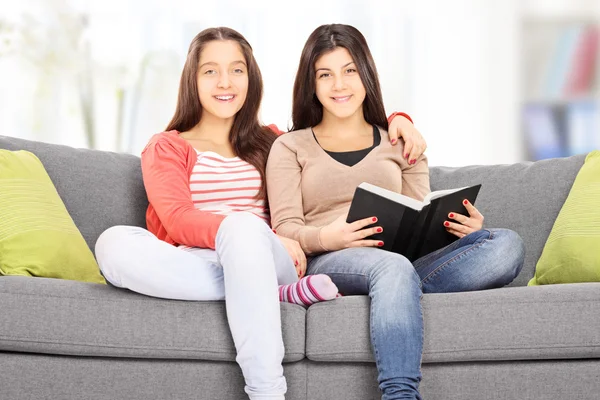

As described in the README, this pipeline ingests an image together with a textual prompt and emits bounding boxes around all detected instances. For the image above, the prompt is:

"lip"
[213,94,236,103]
[331,95,352,103]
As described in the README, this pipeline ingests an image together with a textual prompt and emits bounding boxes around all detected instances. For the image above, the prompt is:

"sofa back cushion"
[0,136,148,255]
[429,154,586,287]
[0,135,587,286]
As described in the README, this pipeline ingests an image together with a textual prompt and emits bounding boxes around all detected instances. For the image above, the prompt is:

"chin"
[323,101,361,119]
[326,108,360,120]
[216,111,239,119]
[208,105,243,120]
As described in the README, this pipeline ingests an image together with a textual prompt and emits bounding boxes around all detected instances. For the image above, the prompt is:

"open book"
[346,183,482,261]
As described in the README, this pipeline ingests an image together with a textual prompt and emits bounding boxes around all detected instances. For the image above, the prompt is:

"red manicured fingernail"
[463,200,468,205]
[391,139,397,145]
[449,213,455,218]
[444,221,450,227]
[404,153,409,158]
[372,217,377,222]
[376,228,382,233]
[295,260,298,266]
[378,241,384,246]
[272,229,277,234]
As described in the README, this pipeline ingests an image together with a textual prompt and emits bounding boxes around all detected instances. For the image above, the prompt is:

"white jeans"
[95,212,298,400]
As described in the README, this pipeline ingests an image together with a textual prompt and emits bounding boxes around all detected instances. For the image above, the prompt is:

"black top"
[312,125,381,167]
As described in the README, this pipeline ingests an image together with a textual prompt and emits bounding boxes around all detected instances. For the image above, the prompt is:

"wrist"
[317,226,331,252]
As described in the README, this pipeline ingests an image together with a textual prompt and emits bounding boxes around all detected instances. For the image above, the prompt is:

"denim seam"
[326,272,370,278]
[420,229,495,286]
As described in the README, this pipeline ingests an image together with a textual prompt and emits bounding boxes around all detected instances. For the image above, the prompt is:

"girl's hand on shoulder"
[276,234,307,278]
[319,214,384,251]
[388,115,427,164]
[444,200,484,238]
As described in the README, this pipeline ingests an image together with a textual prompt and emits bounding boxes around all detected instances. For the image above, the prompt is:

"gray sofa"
[1,134,599,400]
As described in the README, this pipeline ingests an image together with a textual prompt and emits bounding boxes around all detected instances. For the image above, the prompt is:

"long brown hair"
[291,24,388,131]
[166,27,276,200]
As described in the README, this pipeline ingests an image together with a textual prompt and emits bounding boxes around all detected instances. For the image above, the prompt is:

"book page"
[358,182,425,210]
[422,186,468,204]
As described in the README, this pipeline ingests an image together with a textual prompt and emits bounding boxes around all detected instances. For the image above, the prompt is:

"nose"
[218,73,231,89]
[333,75,346,91]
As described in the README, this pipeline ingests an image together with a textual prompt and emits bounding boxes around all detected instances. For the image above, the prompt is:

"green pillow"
[529,150,600,285]
[0,150,105,284]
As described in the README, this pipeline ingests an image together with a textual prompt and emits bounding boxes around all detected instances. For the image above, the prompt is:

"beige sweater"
[266,127,430,255]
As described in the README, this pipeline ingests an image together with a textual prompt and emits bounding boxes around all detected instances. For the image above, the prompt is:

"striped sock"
[278,274,339,308]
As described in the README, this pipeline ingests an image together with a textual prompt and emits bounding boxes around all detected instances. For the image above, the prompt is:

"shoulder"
[375,126,415,165]
[141,130,196,172]
[377,126,406,152]
[268,128,315,164]
[142,130,191,156]
[377,126,391,146]
[273,127,313,148]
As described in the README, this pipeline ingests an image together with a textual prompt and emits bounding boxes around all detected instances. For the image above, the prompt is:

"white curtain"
[0,0,525,166]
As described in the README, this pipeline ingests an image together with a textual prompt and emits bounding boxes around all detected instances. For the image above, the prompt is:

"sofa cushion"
[0,136,148,254]
[0,354,309,400]
[306,284,600,363]
[0,150,105,284]
[529,150,600,285]
[0,276,306,362]
[429,154,586,286]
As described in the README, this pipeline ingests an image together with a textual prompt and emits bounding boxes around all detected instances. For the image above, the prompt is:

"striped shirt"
[189,150,268,221]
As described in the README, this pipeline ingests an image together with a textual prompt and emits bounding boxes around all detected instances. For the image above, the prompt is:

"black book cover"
[346,183,482,261]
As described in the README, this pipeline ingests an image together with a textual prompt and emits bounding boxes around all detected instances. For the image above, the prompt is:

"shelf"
[519,8,599,161]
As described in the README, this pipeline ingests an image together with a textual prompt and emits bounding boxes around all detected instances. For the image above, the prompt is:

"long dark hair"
[166,27,276,200]
[291,24,388,131]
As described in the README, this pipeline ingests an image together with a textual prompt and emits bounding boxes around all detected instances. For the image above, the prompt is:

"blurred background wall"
[0,0,598,166]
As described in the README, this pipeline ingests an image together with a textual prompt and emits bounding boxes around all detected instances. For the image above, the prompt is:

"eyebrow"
[199,60,247,69]
[315,61,355,73]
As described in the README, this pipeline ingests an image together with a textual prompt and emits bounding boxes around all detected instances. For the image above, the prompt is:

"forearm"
[165,209,225,249]
[274,221,327,256]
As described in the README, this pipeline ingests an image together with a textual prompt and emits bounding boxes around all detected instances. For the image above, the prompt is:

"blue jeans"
[306,228,525,400]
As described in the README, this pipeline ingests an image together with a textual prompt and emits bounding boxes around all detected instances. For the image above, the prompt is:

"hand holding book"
[346,183,483,261]
[444,199,484,238]
[319,213,385,251]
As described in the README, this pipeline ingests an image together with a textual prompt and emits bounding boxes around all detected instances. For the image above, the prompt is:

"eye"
[346,68,357,74]
[233,68,245,74]
[204,69,217,75]
[318,73,331,79]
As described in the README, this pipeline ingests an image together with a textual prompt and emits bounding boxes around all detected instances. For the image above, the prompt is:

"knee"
[96,226,128,255]
[95,225,144,254]
[370,253,420,289]
[95,226,146,279]
[495,229,525,272]
[95,226,129,285]
[218,212,270,237]
[489,229,526,285]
